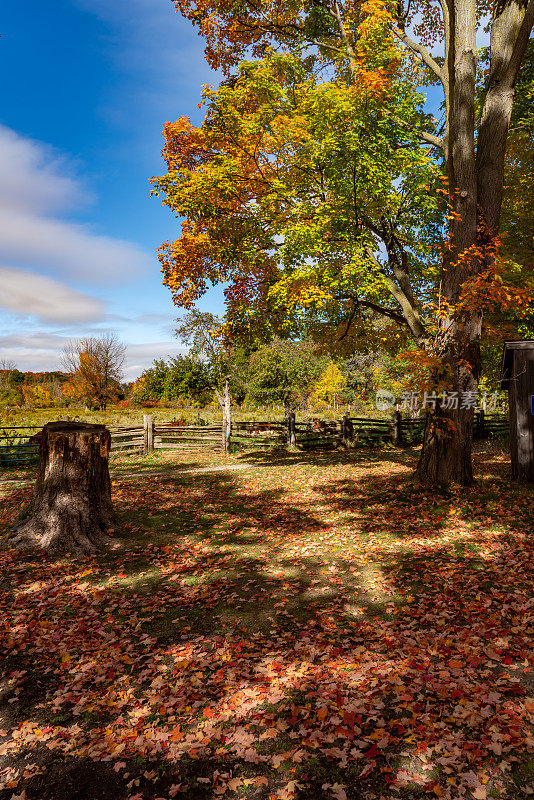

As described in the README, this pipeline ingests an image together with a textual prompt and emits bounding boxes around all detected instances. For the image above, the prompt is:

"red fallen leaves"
[363,743,380,759]
[0,455,533,798]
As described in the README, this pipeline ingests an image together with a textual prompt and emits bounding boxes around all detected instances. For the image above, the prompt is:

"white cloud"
[0,208,150,281]
[0,126,84,215]
[0,267,105,323]
[0,332,70,373]
[124,341,185,381]
[0,125,152,283]
[0,331,184,382]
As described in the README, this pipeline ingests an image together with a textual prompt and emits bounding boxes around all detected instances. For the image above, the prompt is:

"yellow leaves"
[311,361,347,406]
[153,10,430,332]
[160,117,208,172]
[357,0,394,48]
[293,284,332,308]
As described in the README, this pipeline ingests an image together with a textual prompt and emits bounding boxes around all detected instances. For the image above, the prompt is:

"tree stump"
[11,422,116,556]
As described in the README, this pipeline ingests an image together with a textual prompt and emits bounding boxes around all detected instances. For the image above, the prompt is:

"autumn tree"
[62,333,126,410]
[132,356,213,405]
[312,360,347,408]
[0,361,19,406]
[131,359,169,404]
[157,0,534,485]
[475,40,534,385]
[154,46,438,344]
[175,309,244,449]
[247,340,326,417]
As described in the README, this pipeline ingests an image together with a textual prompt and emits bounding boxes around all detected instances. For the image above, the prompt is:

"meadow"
[0,402,386,430]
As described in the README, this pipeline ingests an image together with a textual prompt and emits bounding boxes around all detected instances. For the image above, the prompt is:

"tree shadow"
[0,448,532,799]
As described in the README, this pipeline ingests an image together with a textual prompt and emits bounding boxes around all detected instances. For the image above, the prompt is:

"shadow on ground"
[0,445,532,799]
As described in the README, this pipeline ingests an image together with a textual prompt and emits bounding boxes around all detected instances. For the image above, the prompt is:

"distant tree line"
[0,334,127,410]
[130,331,406,413]
[1,323,451,414]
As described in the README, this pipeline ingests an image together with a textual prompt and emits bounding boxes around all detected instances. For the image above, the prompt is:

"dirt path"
[0,462,259,486]
[113,463,257,480]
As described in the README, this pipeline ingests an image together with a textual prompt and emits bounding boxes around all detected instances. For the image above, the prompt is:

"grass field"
[0,406,220,429]
[0,442,532,800]
[0,403,388,430]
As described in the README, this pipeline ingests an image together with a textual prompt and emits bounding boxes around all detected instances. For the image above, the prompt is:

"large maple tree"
[156,0,534,485]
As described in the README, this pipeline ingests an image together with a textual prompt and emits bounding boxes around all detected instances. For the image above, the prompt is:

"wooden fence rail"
[0,425,41,465]
[0,410,510,466]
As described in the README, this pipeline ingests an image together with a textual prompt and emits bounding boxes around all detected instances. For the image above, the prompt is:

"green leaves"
[154,49,440,344]
[247,339,327,408]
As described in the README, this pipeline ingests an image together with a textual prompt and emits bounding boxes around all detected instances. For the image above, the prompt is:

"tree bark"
[476,0,534,235]
[10,422,116,556]
[223,377,232,451]
[394,0,533,486]
[416,0,479,486]
[215,377,232,452]
[416,403,476,485]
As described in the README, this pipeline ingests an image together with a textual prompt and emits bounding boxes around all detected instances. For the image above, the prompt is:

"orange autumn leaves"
[152,1,429,338]
[173,0,389,74]
[2,453,534,798]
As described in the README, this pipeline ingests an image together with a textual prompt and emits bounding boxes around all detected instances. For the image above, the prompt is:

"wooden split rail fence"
[0,426,41,466]
[110,417,223,454]
[0,410,510,466]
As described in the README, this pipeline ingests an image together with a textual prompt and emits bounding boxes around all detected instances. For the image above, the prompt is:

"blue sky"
[0,0,224,380]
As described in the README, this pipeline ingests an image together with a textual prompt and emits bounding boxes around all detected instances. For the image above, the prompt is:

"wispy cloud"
[0,332,183,381]
[0,125,152,283]
[0,332,71,373]
[73,0,217,127]
[0,126,85,215]
[123,341,185,381]
[0,209,150,282]
[0,267,105,323]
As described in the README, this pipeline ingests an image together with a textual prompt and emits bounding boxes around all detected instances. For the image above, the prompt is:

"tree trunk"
[417,0,480,486]
[283,397,291,425]
[223,377,231,451]
[215,377,231,452]
[416,314,482,486]
[416,403,476,486]
[10,422,116,556]
[416,0,534,486]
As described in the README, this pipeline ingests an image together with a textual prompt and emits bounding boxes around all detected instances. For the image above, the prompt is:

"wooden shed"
[500,340,534,482]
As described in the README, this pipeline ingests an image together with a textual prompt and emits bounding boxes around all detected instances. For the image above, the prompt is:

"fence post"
[480,408,486,439]
[143,415,154,453]
[148,415,154,453]
[342,414,353,448]
[287,413,296,449]
[393,409,403,446]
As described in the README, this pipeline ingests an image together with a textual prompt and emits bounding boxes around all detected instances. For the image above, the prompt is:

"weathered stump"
[11,422,116,556]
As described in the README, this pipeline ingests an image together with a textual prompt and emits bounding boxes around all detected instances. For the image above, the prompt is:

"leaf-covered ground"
[0,445,533,800]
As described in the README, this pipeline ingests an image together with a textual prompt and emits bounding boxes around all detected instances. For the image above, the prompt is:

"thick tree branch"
[499,0,534,88]
[392,115,444,149]
[336,305,357,340]
[363,247,428,345]
[336,293,408,328]
[392,25,444,83]
[332,1,359,79]
[476,0,534,232]
[420,130,445,148]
